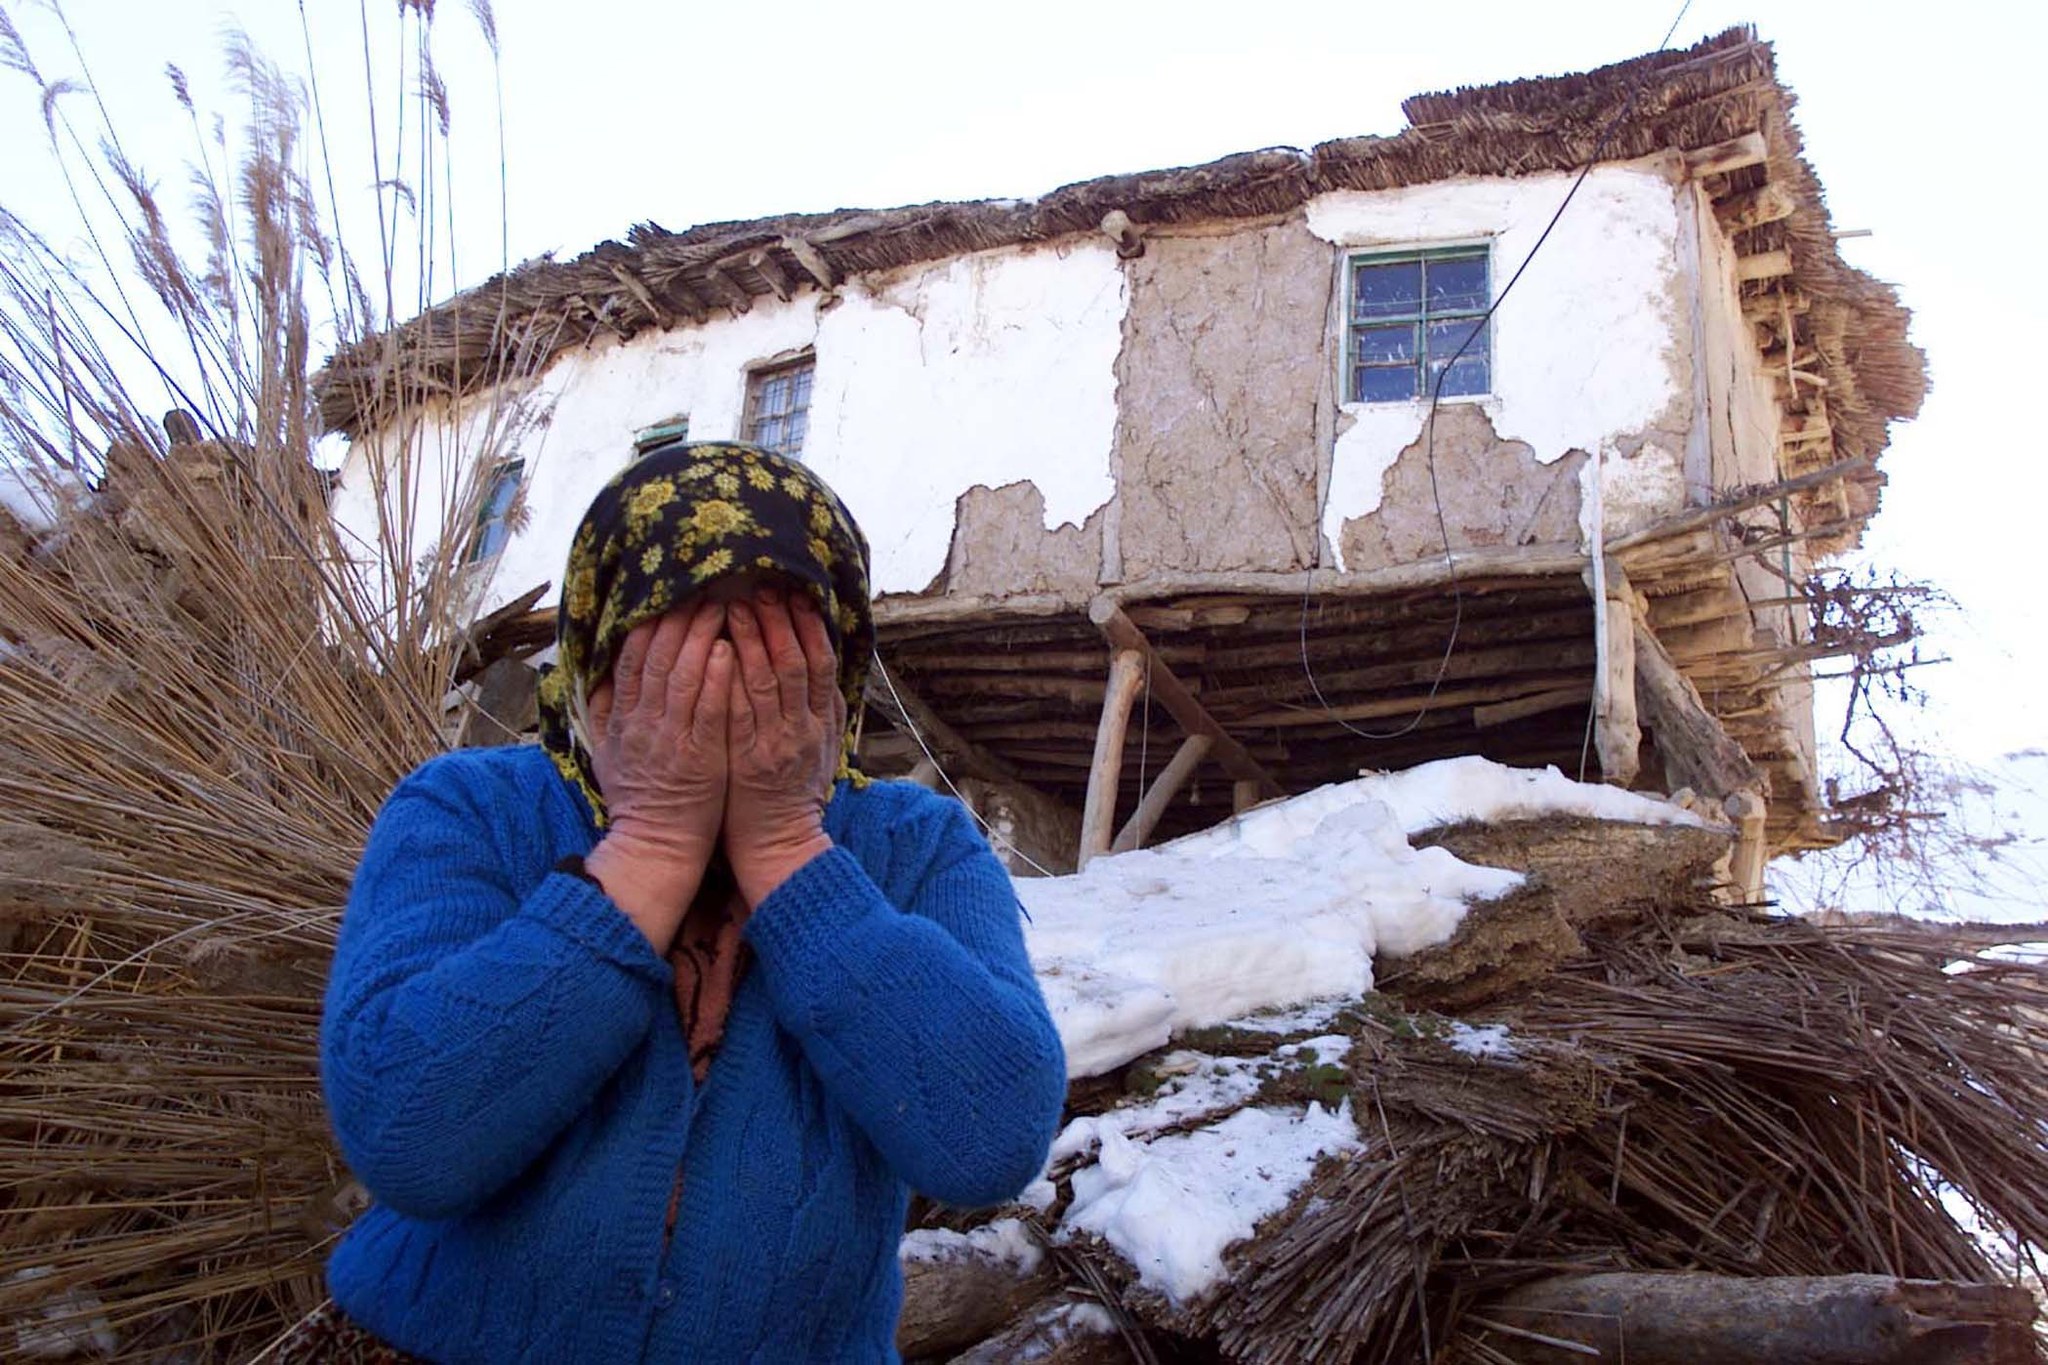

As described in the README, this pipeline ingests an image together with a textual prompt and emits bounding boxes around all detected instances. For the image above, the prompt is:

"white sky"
[3,0,2041,767]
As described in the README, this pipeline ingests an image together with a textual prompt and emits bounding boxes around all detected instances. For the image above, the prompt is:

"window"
[632,415,690,460]
[469,459,523,563]
[1348,247,1491,403]
[744,357,814,460]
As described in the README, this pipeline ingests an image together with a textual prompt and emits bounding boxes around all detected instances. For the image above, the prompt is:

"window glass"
[1348,249,1490,403]
[746,359,815,460]
[469,460,523,563]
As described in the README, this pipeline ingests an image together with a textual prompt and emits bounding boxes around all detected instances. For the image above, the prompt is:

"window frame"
[742,353,816,461]
[467,458,524,564]
[1344,245,1494,406]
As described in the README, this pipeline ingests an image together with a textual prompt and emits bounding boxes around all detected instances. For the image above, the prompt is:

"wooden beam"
[1239,671,1590,729]
[1683,130,1769,177]
[1713,181,1799,234]
[700,263,751,315]
[1609,455,1877,552]
[1111,734,1212,854]
[1483,1272,2038,1365]
[1078,649,1146,868]
[780,236,838,290]
[1736,249,1795,282]
[605,264,673,328]
[746,248,793,302]
[1473,685,1590,729]
[1233,780,1264,814]
[864,662,1025,787]
[1632,609,1763,802]
[1088,598,1283,800]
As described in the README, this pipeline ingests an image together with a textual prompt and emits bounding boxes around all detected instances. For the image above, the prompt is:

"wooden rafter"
[1088,597,1283,801]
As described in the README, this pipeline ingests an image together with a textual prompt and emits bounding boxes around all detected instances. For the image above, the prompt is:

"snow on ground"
[1020,757,1708,1078]
[1445,1021,1516,1059]
[1059,1100,1363,1304]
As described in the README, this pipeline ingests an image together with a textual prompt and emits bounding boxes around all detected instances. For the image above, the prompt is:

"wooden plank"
[1078,649,1146,868]
[1237,671,1590,729]
[1088,599,1283,799]
[1632,610,1763,802]
[1111,735,1212,854]
[1473,685,1590,729]
[1683,130,1769,177]
[1736,249,1795,282]
[1609,456,1876,552]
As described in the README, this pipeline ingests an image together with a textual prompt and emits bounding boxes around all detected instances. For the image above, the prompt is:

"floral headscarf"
[535,440,875,826]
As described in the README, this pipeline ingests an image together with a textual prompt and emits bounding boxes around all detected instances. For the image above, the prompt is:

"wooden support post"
[1111,734,1213,854]
[1078,649,1147,868]
[1589,566,1642,787]
[1713,181,1799,233]
[1736,249,1795,282]
[1233,780,1264,814]
[1726,788,1769,902]
[1088,596,1284,801]
[700,264,751,314]
[1632,608,1764,803]
[605,265,673,328]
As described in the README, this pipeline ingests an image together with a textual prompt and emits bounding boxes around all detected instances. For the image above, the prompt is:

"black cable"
[1299,1,1698,744]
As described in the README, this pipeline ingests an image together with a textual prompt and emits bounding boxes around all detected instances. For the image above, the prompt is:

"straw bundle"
[0,5,526,1355]
[1174,911,2048,1363]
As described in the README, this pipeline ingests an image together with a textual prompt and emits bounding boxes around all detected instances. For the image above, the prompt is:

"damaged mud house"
[14,25,2048,1365]
[321,29,1920,891]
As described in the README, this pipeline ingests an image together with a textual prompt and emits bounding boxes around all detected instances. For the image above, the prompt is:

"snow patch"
[1050,1052,1267,1164]
[1060,1102,1362,1304]
[899,1217,1042,1275]
[1445,1022,1515,1059]
[1022,757,1706,1077]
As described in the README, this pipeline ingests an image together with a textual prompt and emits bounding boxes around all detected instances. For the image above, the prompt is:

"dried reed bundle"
[1191,912,2048,1364]
[0,4,531,1358]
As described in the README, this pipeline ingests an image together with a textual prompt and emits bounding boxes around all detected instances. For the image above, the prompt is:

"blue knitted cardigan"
[320,744,1067,1363]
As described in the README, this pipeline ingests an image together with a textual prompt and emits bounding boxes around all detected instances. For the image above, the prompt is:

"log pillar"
[1589,566,1642,786]
[1111,733,1213,854]
[1078,649,1147,868]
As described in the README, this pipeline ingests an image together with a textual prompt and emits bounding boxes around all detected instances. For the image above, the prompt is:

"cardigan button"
[654,1282,676,1308]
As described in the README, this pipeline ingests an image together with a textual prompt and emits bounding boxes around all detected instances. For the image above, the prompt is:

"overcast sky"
[3,0,2039,768]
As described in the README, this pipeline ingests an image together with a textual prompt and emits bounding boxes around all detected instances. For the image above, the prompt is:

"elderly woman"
[305,441,1068,1362]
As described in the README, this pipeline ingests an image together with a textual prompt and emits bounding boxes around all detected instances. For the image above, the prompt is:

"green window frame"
[1347,247,1492,403]
[468,459,523,564]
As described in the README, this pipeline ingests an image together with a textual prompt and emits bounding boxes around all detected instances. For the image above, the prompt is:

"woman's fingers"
[587,681,615,742]
[727,600,783,723]
[695,640,734,746]
[755,588,810,718]
[609,620,654,718]
[724,646,758,750]
[666,601,725,725]
[791,595,838,719]
[638,606,695,716]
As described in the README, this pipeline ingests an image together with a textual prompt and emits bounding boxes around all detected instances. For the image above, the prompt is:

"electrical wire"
[870,654,1059,879]
[1297,0,1699,744]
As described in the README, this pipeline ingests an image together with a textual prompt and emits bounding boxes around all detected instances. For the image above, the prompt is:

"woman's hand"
[583,601,732,950]
[724,585,843,908]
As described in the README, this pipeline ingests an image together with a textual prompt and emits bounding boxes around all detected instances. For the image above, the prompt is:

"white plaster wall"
[1307,164,1693,567]
[333,239,1127,612]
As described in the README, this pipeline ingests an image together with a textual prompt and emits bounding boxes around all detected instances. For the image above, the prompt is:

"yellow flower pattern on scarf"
[534,441,876,827]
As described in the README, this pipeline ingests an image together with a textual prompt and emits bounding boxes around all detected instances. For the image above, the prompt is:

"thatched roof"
[315,26,1923,518]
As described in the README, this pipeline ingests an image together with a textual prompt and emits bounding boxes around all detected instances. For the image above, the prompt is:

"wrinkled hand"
[724,585,843,907]
[582,601,731,949]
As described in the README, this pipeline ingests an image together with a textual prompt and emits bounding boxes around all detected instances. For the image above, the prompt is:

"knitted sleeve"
[320,760,673,1220]
[742,792,1066,1209]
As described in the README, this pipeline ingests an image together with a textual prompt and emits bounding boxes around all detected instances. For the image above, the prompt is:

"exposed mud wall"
[943,481,1106,598]
[1336,406,1588,572]
[1111,219,1331,579]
